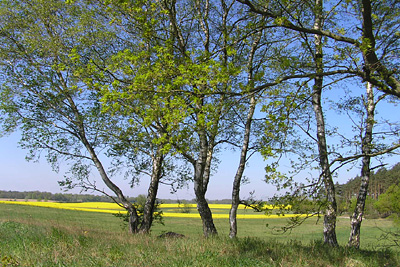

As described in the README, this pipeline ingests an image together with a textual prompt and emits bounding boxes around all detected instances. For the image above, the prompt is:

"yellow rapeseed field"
[0,200,301,219]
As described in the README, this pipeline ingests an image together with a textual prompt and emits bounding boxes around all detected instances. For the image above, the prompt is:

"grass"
[0,203,399,266]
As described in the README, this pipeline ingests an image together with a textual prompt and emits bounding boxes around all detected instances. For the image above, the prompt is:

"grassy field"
[0,203,399,266]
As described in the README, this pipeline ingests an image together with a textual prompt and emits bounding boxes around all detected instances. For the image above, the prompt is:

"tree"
[338,83,400,247]
[347,82,375,248]
[256,0,341,246]
[237,0,400,246]
[228,16,291,238]
[98,0,264,237]
[310,0,338,246]
[0,0,165,234]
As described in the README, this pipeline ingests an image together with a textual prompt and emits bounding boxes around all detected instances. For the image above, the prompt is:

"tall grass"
[0,203,399,266]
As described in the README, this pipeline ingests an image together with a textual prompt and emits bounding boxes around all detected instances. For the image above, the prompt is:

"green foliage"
[0,0,116,179]
[1,0,400,244]
[375,184,400,224]
[113,195,164,227]
[348,196,380,219]
[289,197,319,215]
[338,163,400,213]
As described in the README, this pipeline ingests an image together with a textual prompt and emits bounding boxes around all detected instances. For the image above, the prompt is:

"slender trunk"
[139,148,164,234]
[312,0,338,246]
[348,82,375,248]
[313,78,338,246]
[229,27,261,238]
[63,91,140,233]
[229,95,256,238]
[86,141,140,233]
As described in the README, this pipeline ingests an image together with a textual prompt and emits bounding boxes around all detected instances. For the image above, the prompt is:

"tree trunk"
[139,149,164,234]
[64,92,140,233]
[348,82,375,248]
[128,208,140,234]
[196,190,218,237]
[229,26,261,238]
[229,95,256,238]
[312,0,338,247]
[194,168,218,236]
[82,135,140,233]
[194,166,218,236]
[194,130,218,237]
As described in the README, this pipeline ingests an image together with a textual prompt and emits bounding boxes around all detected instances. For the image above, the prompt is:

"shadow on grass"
[235,237,398,267]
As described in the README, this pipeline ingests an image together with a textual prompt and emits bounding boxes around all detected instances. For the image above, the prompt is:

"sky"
[1,85,399,201]
[0,131,278,200]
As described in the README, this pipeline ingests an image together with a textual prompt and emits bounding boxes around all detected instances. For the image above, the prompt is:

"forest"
[0,0,399,249]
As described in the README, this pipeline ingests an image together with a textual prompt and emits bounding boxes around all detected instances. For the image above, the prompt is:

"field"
[0,202,399,266]
[0,200,293,219]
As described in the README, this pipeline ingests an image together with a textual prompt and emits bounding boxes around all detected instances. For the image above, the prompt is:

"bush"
[178,200,191,213]
[113,195,164,227]
[348,196,380,219]
[375,184,400,224]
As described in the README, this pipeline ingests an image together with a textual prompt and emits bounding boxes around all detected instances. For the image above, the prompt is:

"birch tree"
[0,0,166,234]
[330,82,400,248]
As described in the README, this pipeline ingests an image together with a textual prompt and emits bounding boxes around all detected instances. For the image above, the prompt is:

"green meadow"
[0,203,399,266]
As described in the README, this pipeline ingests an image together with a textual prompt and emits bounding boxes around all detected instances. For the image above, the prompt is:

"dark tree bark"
[194,129,218,237]
[360,0,400,97]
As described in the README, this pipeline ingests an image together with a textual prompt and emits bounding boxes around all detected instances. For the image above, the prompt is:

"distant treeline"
[0,190,117,203]
[337,162,400,201]
[333,162,400,217]
[0,190,232,204]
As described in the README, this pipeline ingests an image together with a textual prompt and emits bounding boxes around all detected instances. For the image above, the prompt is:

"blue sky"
[0,131,278,200]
